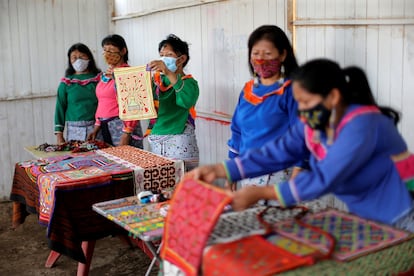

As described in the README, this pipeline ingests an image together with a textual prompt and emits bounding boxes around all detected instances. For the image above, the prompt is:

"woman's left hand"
[119,133,131,146]
[148,60,169,75]
[148,60,178,84]
[232,186,277,211]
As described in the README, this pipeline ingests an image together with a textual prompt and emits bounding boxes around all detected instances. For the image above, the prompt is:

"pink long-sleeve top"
[94,67,138,133]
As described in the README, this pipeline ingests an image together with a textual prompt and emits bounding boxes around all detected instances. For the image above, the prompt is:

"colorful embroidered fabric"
[97,146,184,193]
[38,167,111,225]
[35,140,109,153]
[279,235,414,275]
[160,178,232,276]
[93,196,166,241]
[395,154,414,191]
[274,209,410,261]
[203,234,314,276]
[113,66,157,121]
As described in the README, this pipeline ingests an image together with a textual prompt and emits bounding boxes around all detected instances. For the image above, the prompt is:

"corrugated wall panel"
[112,0,288,168]
[294,0,414,150]
[0,0,110,199]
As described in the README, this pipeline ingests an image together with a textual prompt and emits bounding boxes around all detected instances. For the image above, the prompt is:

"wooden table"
[10,146,184,276]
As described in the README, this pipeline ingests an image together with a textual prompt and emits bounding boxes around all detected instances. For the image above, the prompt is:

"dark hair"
[101,34,129,62]
[291,58,400,124]
[248,25,298,77]
[158,34,190,67]
[65,43,101,76]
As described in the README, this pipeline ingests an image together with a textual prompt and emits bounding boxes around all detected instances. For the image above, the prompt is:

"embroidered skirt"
[148,124,199,172]
[66,120,97,141]
[99,117,143,148]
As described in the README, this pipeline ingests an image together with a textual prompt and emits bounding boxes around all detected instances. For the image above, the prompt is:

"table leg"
[144,241,162,276]
[45,250,61,268]
[77,240,96,276]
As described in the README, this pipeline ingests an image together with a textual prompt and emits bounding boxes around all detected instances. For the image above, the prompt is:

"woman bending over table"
[186,58,414,232]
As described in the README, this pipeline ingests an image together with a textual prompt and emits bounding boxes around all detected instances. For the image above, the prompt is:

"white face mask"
[72,58,90,72]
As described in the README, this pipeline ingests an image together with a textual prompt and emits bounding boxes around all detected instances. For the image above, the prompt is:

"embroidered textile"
[97,146,184,193]
[274,209,411,261]
[38,167,112,225]
[203,234,314,276]
[113,66,157,120]
[160,178,232,276]
[93,196,165,241]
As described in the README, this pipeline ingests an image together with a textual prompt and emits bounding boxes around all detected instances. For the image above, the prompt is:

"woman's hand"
[147,60,177,85]
[232,186,277,211]
[119,133,130,146]
[104,65,114,78]
[87,126,100,141]
[224,180,237,192]
[185,163,227,184]
[56,133,65,145]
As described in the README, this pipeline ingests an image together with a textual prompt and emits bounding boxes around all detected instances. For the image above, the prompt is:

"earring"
[253,72,259,87]
[327,108,336,145]
[280,64,285,77]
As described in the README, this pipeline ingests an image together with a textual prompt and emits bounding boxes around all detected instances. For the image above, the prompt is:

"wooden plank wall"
[0,0,110,199]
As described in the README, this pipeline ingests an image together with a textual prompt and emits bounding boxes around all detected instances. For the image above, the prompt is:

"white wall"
[293,0,414,150]
[0,0,110,199]
[113,0,414,166]
[111,0,290,166]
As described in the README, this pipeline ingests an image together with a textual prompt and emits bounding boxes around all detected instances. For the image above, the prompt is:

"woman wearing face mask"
[226,25,306,195]
[146,34,199,171]
[186,58,414,232]
[54,43,101,144]
[87,34,143,148]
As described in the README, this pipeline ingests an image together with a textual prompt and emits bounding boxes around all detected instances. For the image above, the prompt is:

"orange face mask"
[103,50,121,65]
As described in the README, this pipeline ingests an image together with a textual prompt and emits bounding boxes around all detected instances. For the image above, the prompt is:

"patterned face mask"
[251,58,282,78]
[297,103,331,130]
[103,50,121,65]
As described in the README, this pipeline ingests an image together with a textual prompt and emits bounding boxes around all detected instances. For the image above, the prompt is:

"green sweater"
[54,73,99,132]
[151,74,199,135]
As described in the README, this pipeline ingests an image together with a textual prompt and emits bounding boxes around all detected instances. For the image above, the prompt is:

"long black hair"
[248,25,298,77]
[291,58,400,124]
[101,34,129,63]
[158,34,190,67]
[65,43,100,76]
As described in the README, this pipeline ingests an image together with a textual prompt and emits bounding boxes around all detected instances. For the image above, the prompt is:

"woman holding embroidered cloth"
[146,34,199,171]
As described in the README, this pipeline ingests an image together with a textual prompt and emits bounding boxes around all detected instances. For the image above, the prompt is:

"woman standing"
[54,43,101,144]
[227,25,306,192]
[87,34,143,148]
[147,34,199,171]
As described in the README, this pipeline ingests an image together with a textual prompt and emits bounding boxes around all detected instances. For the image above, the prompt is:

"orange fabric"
[203,234,314,276]
[160,178,232,276]
[243,79,291,105]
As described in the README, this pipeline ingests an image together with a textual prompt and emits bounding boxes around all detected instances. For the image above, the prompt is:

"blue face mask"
[160,56,178,72]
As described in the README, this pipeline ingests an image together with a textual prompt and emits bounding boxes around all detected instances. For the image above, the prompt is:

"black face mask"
[297,103,331,130]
